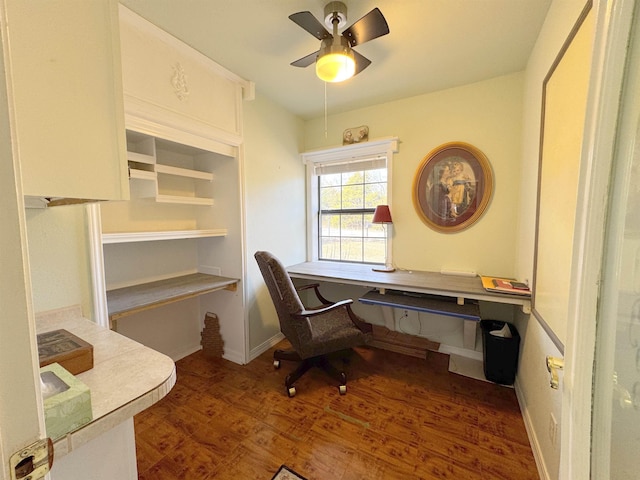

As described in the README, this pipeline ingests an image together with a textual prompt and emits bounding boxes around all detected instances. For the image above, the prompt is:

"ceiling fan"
[289,1,390,83]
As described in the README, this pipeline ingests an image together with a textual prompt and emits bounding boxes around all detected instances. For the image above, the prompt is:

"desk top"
[107,273,239,321]
[287,261,531,310]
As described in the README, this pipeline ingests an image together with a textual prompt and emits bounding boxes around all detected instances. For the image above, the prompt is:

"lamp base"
[372,266,396,273]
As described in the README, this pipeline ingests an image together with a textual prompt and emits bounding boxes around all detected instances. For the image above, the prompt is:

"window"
[302,138,398,264]
[318,162,387,263]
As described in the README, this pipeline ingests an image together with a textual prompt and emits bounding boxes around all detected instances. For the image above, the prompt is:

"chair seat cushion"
[299,309,370,358]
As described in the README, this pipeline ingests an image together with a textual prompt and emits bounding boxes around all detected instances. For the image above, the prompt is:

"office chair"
[254,251,372,397]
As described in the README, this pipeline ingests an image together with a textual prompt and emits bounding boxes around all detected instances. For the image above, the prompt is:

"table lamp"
[372,205,395,272]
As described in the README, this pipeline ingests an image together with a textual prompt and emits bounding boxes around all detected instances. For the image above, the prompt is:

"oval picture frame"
[413,141,493,233]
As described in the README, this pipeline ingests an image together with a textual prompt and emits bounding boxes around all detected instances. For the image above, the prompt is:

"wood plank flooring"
[134,342,539,479]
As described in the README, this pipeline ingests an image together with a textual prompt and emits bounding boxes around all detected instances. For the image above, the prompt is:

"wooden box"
[37,329,93,375]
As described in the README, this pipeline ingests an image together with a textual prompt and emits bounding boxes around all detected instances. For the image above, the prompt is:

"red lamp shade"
[372,205,392,224]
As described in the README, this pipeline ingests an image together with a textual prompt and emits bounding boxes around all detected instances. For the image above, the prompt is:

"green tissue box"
[40,363,92,440]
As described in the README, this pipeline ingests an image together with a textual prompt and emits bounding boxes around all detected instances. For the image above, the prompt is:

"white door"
[0,2,48,479]
[561,0,640,478]
[590,4,640,478]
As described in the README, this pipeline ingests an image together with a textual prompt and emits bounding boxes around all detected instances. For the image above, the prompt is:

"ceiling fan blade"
[342,8,389,47]
[353,50,372,75]
[289,11,331,40]
[291,51,319,68]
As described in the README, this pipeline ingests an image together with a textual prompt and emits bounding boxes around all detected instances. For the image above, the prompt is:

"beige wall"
[25,205,93,318]
[305,72,524,277]
[243,92,306,355]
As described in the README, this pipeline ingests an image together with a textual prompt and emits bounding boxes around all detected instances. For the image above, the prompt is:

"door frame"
[560,0,636,477]
[0,1,47,477]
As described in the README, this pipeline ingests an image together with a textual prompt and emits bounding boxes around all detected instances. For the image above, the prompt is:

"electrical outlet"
[548,413,558,446]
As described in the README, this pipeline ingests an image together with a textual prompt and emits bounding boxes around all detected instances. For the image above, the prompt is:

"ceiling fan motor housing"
[319,35,352,58]
[324,1,347,29]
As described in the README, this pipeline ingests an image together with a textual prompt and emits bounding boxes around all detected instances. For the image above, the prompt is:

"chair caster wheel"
[287,386,296,398]
[339,385,347,395]
[273,359,280,369]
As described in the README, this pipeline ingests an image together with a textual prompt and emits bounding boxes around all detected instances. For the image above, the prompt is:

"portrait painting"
[413,142,493,233]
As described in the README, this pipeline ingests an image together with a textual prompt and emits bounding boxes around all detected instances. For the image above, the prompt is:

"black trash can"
[481,320,520,385]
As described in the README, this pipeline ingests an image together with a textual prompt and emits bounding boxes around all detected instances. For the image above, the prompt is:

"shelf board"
[107,272,239,321]
[155,164,213,181]
[127,151,155,165]
[102,229,228,244]
[129,168,156,181]
[155,194,214,206]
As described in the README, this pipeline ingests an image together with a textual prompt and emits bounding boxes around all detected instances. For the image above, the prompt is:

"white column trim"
[86,203,109,328]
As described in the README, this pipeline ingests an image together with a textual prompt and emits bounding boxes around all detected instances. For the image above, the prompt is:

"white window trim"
[301,136,399,262]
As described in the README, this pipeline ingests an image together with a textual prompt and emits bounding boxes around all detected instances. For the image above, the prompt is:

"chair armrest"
[295,283,332,305]
[291,299,353,319]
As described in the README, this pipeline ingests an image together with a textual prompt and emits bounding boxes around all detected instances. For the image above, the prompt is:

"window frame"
[302,137,398,263]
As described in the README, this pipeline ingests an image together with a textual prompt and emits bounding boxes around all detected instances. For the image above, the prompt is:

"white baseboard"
[515,380,550,480]
[222,348,245,365]
[172,345,202,362]
[248,332,285,362]
[171,343,245,365]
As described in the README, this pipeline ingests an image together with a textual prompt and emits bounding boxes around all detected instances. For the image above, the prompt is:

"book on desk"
[480,276,531,296]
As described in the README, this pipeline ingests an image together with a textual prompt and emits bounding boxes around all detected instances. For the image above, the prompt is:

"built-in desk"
[106,273,239,330]
[287,261,531,350]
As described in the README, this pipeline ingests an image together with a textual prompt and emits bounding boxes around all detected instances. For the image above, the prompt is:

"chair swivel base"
[273,348,348,397]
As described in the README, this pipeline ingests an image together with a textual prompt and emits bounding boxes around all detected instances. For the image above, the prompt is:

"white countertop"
[36,305,176,459]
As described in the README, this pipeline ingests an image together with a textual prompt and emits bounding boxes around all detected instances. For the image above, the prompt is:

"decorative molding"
[124,98,242,152]
[301,136,399,165]
[171,62,189,101]
[119,5,252,98]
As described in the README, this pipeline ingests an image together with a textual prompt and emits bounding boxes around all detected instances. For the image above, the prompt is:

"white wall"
[305,72,525,277]
[243,92,306,356]
[514,1,590,479]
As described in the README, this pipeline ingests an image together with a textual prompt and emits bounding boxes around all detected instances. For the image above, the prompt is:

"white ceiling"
[120,0,552,120]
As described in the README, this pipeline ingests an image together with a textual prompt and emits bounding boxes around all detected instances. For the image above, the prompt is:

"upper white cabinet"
[118,5,253,148]
[4,0,128,201]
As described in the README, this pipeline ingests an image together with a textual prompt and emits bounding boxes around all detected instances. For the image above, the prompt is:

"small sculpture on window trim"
[343,125,369,144]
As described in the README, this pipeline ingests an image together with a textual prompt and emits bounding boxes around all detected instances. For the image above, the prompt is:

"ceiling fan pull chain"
[324,81,328,139]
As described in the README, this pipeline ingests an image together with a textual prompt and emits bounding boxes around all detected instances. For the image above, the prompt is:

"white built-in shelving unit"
[89,5,254,364]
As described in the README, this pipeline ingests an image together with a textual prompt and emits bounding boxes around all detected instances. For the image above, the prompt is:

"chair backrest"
[254,251,309,351]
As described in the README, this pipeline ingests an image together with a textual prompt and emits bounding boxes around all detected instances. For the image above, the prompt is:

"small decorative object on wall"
[413,141,493,233]
[343,125,369,144]
[171,62,189,100]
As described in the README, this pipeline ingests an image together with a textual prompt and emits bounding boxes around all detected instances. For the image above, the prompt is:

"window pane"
[320,213,341,236]
[364,182,386,208]
[341,214,363,238]
[365,169,387,183]
[342,171,364,185]
[321,237,340,260]
[320,173,341,187]
[340,238,363,262]
[320,186,341,210]
[363,238,385,263]
[342,184,364,209]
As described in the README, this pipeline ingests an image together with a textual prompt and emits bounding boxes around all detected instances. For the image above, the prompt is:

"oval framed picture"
[413,142,493,233]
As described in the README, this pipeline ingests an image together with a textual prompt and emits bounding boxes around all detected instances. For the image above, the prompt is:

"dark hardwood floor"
[134,342,539,479]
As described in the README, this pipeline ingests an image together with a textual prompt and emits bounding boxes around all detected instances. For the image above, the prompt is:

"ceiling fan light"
[316,51,355,83]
